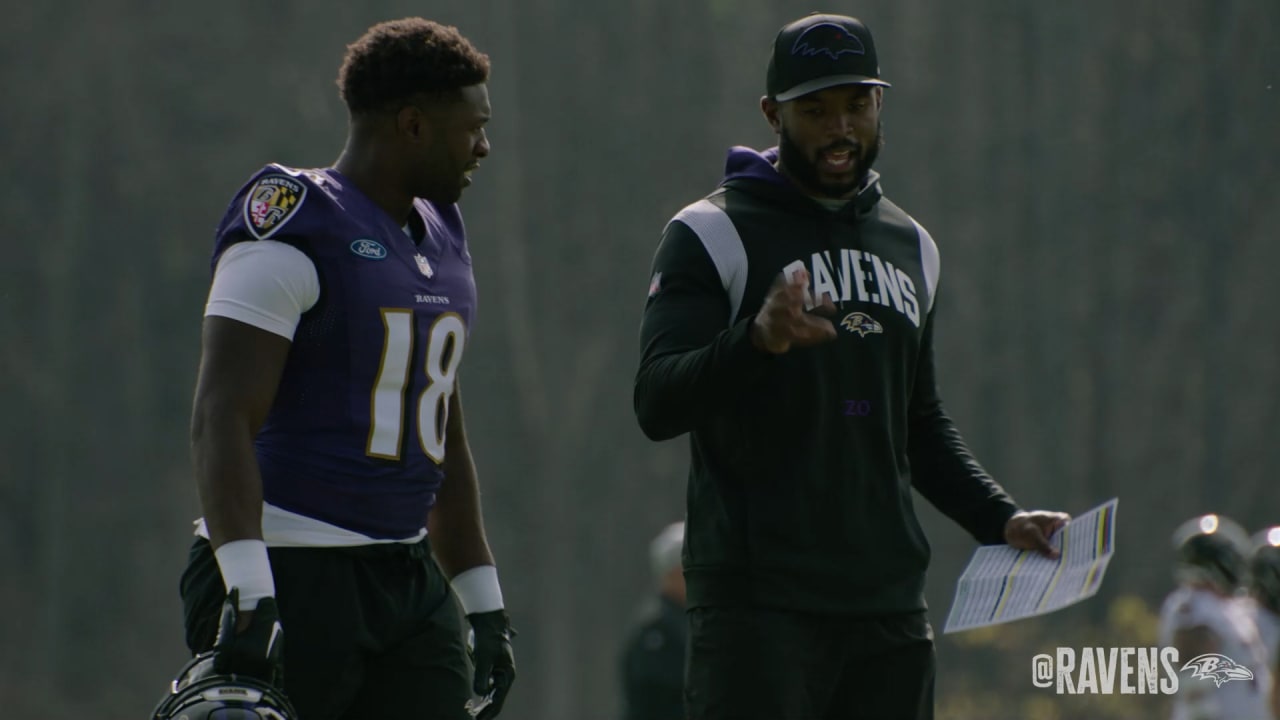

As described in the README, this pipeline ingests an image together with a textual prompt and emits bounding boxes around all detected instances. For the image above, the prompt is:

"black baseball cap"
[766,14,890,102]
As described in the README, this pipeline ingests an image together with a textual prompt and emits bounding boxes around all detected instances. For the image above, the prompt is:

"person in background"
[1249,527,1280,658]
[1248,527,1280,720]
[1159,514,1271,720]
[620,521,687,720]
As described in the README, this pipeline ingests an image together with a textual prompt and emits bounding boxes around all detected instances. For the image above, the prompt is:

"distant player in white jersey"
[1250,528,1280,659]
[1158,514,1273,720]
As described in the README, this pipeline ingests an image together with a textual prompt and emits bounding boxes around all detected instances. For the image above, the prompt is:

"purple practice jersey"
[212,164,477,539]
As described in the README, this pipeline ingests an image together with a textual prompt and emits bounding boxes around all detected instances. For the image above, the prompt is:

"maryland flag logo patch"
[244,174,307,239]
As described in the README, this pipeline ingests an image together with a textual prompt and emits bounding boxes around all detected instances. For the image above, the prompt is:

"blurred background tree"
[1,1,1277,718]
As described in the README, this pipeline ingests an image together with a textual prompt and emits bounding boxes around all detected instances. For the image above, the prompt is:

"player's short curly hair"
[337,18,490,115]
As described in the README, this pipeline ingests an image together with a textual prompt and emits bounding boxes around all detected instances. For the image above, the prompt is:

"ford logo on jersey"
[350,238,388,260]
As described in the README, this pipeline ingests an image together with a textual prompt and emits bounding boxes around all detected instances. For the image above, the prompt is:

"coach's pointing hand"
[750,268,838,354]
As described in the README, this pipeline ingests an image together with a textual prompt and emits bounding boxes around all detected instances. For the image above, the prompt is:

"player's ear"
[396,104,431,144]
[874,86,884,110]
[760,96,782,134]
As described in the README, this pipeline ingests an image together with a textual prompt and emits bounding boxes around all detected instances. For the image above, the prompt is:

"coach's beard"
[779,121,883,199]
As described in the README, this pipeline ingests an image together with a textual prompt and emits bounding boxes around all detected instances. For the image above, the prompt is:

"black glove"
[211,587,284,688]
[467,609,516,719]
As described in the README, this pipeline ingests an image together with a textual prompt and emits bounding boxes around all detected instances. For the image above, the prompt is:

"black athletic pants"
[180,536,472,720]
[686,606,936,720]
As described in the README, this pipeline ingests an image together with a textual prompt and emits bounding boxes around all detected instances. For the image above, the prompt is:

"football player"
[1159,514,1271,720]
[172,18,514,720]
[1250,527,1280,720]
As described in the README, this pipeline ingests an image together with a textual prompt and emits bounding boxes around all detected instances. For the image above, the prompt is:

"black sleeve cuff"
[974,501,1022,545]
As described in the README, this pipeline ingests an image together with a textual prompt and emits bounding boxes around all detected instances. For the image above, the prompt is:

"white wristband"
[214,539,276,611]
[450,565,504,615]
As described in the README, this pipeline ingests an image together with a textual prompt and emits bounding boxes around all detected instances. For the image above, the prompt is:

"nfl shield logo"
[414,253,433,278]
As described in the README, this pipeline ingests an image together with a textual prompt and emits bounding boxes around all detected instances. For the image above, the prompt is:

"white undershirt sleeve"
[204,240,320,339]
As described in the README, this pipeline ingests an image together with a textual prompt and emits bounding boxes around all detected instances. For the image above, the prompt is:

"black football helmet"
[1250,526,1280,614]
[1171,514,1250,594]
[151,651,298,720]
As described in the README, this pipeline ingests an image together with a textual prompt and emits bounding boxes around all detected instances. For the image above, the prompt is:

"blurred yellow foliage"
[936,594,1172,720]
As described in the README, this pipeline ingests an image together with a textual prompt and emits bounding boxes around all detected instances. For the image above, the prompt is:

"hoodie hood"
[720,145,882,216]
[724,145,790,186]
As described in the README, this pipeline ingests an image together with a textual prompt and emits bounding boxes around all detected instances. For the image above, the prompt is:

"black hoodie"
[634,146,1021,615]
